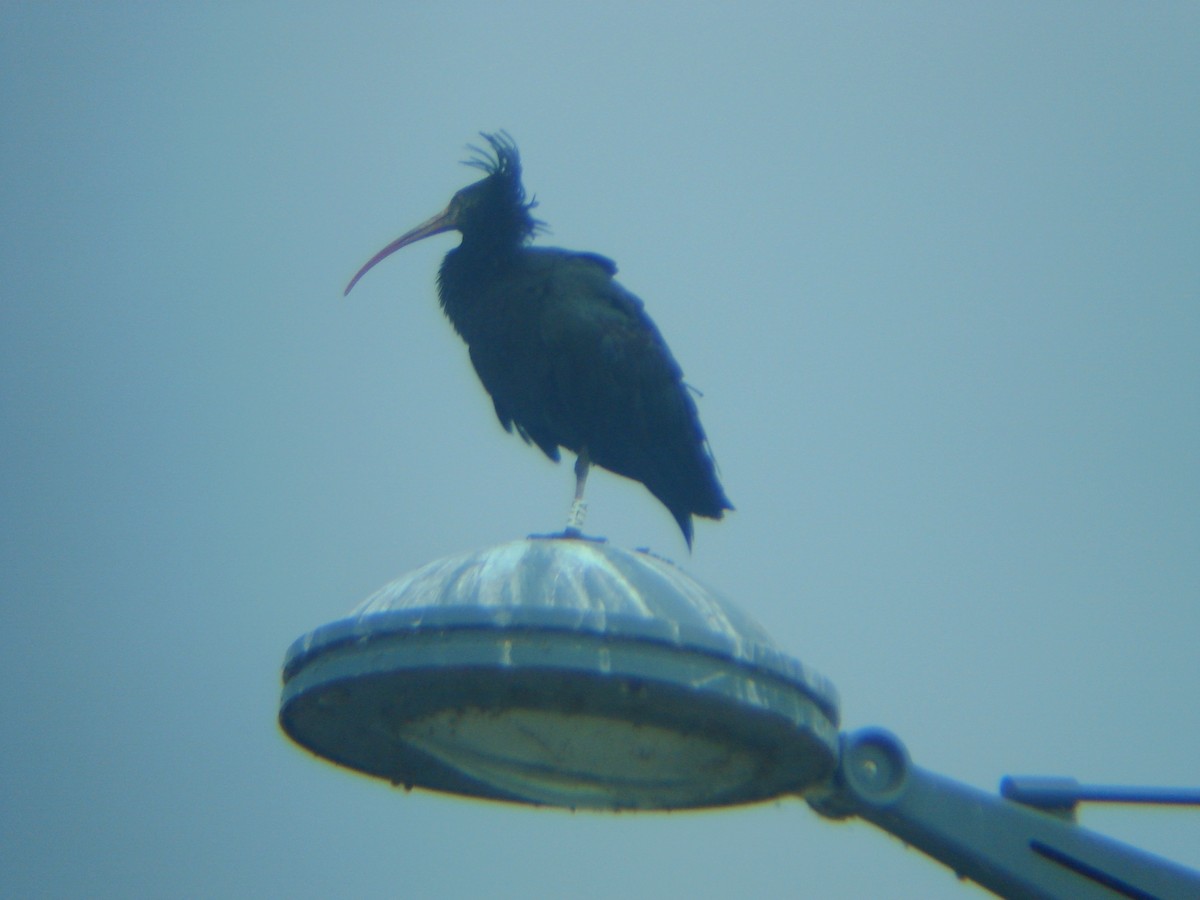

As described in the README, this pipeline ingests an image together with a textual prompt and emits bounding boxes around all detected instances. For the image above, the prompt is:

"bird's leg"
[530,449,605,544]
[564,448,591,537]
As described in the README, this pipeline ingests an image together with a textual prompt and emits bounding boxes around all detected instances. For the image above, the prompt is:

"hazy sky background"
[2,4,1197,897]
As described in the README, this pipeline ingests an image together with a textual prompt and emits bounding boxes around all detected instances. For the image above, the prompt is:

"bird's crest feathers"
[462,132,546,238]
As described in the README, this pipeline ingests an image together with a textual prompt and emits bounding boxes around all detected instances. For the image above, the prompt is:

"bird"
[344,132,732,548]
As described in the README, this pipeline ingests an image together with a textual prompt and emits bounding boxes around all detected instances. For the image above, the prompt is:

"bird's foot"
[528,489,605,542]
[527,528,607,544]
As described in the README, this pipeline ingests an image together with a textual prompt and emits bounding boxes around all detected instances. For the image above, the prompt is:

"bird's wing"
[566,251,618,277]
[539,253,729,531]
[542,252,682,381]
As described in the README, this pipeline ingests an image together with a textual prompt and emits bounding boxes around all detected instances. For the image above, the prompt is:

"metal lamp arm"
[808,728,1200,900]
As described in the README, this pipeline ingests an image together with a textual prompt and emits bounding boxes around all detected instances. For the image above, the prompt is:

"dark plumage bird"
[344,132,732,547]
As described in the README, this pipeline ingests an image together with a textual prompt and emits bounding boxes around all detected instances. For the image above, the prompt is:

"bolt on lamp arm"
[808,728,1200,900]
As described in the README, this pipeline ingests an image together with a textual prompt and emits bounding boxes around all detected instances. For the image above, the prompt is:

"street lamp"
[280,540,1199,898]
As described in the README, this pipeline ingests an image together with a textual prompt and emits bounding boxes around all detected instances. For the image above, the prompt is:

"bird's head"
[344,132,542,296]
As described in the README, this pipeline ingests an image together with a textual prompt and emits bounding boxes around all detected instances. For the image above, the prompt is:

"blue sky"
[2,4,1197,897]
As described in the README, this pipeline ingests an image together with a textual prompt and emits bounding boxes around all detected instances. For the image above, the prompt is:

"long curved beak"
[343,204,459,296]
